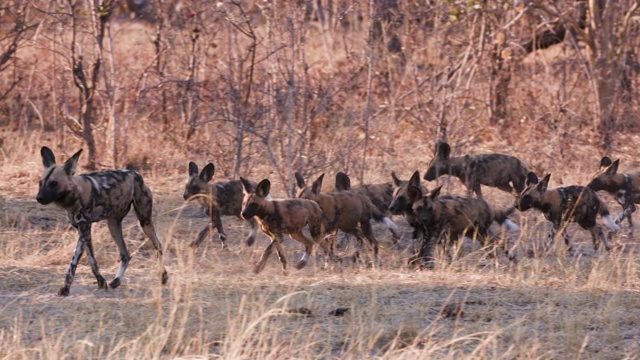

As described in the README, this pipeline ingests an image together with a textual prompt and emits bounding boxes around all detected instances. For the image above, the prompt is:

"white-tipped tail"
[604,215,622,232]
[503,219,519,232]
[383,217,399,232]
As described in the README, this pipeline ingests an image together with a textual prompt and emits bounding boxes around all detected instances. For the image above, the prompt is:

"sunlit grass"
[2,179,640,359]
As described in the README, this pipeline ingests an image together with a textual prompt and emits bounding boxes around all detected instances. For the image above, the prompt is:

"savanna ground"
[2,133,640,360]
[2,0,640,358]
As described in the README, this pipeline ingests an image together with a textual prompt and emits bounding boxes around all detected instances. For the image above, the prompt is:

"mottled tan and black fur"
[183,162,259,249]
[388,170,431,259]
[518,173,620,252]
[334,171,400,241]
[296,173,398,262]
[587,157,640,236]
[36,147,168,296]
[334,172,394,217]
[424,142,531,199]
[408,184,519,267]
[240,177,332,274]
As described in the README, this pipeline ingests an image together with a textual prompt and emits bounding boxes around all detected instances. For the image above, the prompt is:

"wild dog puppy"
[240,178,332,274]
[408,184,519,267]
[517,173,620,252]
[334,171,400,241]
[424,142,531,199]
[295,172,398,262]
[36,147,168,296]
[183,162,259,249]
[587,157,640,236]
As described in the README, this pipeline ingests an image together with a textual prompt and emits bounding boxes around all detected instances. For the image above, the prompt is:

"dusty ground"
[1,164,640,359]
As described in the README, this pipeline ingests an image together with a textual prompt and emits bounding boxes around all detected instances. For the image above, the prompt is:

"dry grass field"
[2,131,640,360]
[2,1,640,358]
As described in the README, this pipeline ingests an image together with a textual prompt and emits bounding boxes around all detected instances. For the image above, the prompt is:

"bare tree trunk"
[490,34,511,125]
[360,0,376,184]
[67,0,113,170]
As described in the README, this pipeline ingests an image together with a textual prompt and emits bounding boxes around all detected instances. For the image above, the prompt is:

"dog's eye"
[49,181,58,188]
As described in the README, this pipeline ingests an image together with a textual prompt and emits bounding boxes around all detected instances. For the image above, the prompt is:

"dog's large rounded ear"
[526,172,539,186]
[600,156,612,168]
[538,174,551,192]
[335,171,351,191]
[200,163,215,183]
[240,177,255,194]
[407,185,423,203]
[391,171,402,187]
[409,171,421,187]
[294,172,306,189]
[311,173,325,195]
[436,142,451,159]
[256,179,271,198]
[606,159,620,176]
[63,149,83,176]
[429,185,442,199]
[188,162,199,177]
[41,146,56,169]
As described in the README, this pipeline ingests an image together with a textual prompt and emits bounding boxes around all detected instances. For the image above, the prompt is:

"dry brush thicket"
[1,1,640,359]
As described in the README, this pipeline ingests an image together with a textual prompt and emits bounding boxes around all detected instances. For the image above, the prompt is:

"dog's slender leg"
[361,221,379,264]
[254,235,277,274]
[289,232,314,270]
[107,218,130,289]
[82,228,107,290]
[273,237,289,275]
[133,183,168,285]
[211,210,227,249]
[192,225,211,248]
[246,218,258,246]
[59,223,101,296]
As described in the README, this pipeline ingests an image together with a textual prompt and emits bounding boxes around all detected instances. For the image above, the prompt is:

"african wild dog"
[388,170,431,262]
[183,162,259,249]
[240,177,332,274]
[296,172,398,263]
[587,157,640,236]
[36,147,168,296]
[334,172,395,218]
[408,184,519,267]
[424,142,531,199]
[517,172,620,252]
[334,171,400,241]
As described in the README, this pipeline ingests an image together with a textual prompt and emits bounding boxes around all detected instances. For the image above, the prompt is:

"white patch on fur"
[604,215,622,231]
[504,219,519,232]
[383,217,399,231]
[266,195,274,201]
[86,176,100,191]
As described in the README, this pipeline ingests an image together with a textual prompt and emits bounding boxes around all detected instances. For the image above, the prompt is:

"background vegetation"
[1,0,640,358]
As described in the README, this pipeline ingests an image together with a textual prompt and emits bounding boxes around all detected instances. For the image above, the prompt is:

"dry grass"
[2,1,640,358]
[2,141,640,360]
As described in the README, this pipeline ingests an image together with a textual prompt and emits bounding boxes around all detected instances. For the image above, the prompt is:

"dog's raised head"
[389,170,421,215]
[295,172,324,201]
[183,162,215,201]
[586,157,620,192]
[516,172,550,212]
[36,147,82,205]
[424,142,452,181]
[241,177,270,219]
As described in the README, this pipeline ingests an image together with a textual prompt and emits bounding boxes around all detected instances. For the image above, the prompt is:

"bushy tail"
[598,199,622,231]
[493,205,519,232]
[371,205,399,235]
